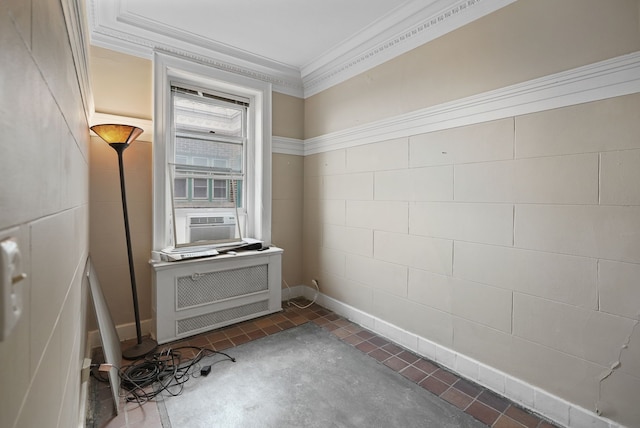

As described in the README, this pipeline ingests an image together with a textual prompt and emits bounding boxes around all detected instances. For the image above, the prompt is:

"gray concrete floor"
[89,300,561,428]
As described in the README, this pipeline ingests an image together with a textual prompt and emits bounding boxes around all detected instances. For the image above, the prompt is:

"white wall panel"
[513,293,636,366]
[407,269,452,313]
[454,242,597,309]
[597,260,640,319]
[374,231,452,275]
[346,200,408,233]
[346,254,408,297]
[451,278,512,333]
[322,173,374,200]
[515,205,640,263]
[323,224,373,257]
[373,291,454,347]
[375,166,454,202]
[454,154,599,204]
[600,149,640,206]
[346,137,408,172]
[516,93,640,158]
[409,202,513,245]
[409,118,514,167]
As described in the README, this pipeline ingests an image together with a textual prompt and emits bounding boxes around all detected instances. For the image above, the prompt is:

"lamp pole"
[91,124,156,360]
[112,144,143,343]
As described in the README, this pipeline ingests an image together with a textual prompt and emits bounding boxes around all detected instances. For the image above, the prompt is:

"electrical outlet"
[0,236,25,341]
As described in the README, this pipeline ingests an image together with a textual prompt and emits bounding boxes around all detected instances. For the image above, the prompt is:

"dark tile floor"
[89,299,561,428]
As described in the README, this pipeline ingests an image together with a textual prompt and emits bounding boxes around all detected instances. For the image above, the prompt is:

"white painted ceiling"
[87,0,515,97]
[121,0,410,70]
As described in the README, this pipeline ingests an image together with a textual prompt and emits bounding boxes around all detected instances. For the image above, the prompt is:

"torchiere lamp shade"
[90,124,143,145]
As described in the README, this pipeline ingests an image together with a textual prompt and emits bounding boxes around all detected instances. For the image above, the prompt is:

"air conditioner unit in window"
[186,212,236,243]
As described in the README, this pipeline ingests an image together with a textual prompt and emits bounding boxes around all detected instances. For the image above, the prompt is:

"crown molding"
[88,0,304,97]
[86,0,515,99]
[302,0,516,98]
[304,51,640,155]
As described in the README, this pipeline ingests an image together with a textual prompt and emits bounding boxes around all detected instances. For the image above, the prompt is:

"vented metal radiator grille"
[177,265,268,309]
[177,301,269,335]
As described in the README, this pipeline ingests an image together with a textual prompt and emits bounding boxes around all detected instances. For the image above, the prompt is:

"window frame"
[212,179,228,200]
[191,177,210,200]
[153,52,272,250]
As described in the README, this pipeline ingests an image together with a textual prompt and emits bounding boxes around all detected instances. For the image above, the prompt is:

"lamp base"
[122,337,157,360]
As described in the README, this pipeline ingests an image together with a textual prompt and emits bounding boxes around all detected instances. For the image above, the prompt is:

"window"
[213,179,227,200]
[192,178,209,199]
[153,52,272,250]
[171,85,246,212]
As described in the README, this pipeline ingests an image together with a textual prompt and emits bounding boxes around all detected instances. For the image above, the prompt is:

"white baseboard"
[289,285,621,428]
[87,318,155,351]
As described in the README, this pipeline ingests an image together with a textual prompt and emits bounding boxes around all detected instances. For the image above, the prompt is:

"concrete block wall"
[0,1,90,427]
[303,92,640,427]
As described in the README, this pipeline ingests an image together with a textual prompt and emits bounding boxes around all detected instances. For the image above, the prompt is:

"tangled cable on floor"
[283,278,319,309]
[91,346,235,405]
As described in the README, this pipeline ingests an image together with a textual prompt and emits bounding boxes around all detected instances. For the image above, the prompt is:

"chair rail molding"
[304,51,640,155]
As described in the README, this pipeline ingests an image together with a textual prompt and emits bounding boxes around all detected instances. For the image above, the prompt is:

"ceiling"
[86,0,515,97]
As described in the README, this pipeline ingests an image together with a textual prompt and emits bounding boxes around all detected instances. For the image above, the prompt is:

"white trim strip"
[272,136,304,156]
[88,113,305,156]
[292,285,620,428]
[304,51,640,156]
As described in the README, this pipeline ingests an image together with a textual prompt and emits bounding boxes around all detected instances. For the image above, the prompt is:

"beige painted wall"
[0,1,90,427]
[301,0,640,426]
[305,0,640,138]
[91,46,153,120]
[90,49,306,328]
[273,92,304,140]
[89,136,153,327]
[272,154,304,287]
[272,94,305,286]
[89,47,154,329]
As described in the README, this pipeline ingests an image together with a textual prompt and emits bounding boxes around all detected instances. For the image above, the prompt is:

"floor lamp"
[91,124,157,360]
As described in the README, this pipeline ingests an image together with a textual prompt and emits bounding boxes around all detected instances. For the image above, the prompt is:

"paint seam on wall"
[304,51,640,156]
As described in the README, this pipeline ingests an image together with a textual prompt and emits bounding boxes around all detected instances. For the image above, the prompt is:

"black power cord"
[112,346,235,404]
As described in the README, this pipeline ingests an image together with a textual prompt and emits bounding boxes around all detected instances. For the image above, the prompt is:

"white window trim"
[153,51,272,250]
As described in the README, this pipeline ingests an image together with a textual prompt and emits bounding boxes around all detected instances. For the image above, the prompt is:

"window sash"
[171,86,247,211]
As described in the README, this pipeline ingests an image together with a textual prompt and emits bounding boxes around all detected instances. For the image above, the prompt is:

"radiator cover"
[151,248,283,344]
